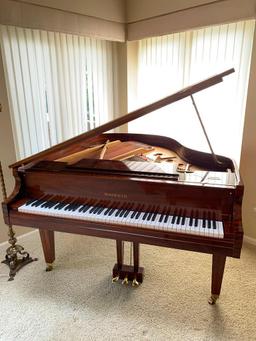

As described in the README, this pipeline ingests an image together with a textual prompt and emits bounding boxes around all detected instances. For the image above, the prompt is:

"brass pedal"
[132,278,140,287]
[122,275,129,285]
[112,275,119,283]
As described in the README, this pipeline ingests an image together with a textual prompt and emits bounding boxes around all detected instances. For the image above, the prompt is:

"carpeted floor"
[0,231,256,341]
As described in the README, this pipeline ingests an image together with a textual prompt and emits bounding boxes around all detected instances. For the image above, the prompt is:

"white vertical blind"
[130,20,255,164]
[0,25,115,159]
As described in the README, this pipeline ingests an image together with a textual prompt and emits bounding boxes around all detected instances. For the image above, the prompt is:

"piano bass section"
[1,68,243,304]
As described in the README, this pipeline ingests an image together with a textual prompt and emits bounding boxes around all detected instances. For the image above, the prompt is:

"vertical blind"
[130,20,255,163]
[0,25,115,159]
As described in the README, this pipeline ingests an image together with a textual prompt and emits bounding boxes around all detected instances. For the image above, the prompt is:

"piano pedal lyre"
[208,294,219,305]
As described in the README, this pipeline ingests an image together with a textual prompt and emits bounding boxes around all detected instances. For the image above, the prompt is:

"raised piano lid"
[10,68,234,169]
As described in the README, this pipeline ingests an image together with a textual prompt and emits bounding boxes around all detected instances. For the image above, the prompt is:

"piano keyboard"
[18,198,224,239]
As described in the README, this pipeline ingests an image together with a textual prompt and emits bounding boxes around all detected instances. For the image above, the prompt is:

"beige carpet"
[0,231,256,341]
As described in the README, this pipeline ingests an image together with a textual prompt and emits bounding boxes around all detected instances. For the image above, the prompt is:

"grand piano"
[2,69,243,304]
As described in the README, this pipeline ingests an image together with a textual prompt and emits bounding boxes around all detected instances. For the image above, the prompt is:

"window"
[129,20,255,164]
[0,25,115,159]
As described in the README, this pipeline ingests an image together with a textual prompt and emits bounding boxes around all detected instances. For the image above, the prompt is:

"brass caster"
[45,263,53,272]
[112,275,119,283]
[122,275,129,285]
[208,294,219,305]
[132,278,140,287]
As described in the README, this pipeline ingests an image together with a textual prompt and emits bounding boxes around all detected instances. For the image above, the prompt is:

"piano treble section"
[18,197,224,239]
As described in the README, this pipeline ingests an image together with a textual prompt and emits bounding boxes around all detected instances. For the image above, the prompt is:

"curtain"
[0,25,115,159]
[130,20,255,164]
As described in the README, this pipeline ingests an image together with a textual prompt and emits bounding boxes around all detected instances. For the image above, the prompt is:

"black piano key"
[131,210,137,219]
[119,209,127,218]
[124,210,130,218]
[78,204,87,212]
[147,211,153,221]
[64,203,73,211]
[107,207,115,215]
[25,198,37,206]
[194,217,198,227]
[89,205,96,213]
[181,215,186,225]
[107,208,115,216]
[142,211,148,220]
[32,199,46,207]
[104,207,112,215]
[40,201,49,208]
[55,203,66,210]
[159,210,166,223]
[82,205,91,213]
[69,203,78,211]
[45,201,57,209]
[54,200,67,210]
[151,212,158,221]
[70,203,80,211]
[164,213,169,223]
[97,206,106,214]
[202,212,206,228]
[94,205,103,213]
[176,215,181,224]
[131,205,141,219]
[207,220,212,229]
[92,205,100,214]
[189,210,194,226]
[212,212,217,229]
[135,211,142,219]
[114,208,123,216]
[171,214,176,224]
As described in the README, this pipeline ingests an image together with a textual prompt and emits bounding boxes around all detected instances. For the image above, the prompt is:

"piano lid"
[10,68,234,169]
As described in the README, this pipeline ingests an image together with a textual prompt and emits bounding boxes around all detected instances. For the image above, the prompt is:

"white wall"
[18,0,126,23]
[126,0,220,23]
[0,0,125,41]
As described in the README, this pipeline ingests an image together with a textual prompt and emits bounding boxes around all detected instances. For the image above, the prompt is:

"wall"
[127,0,256,40]
[0,50,32,243]
[240,27,256,241]
[126,0,221,23]
[0,0,125,41]
[18,0,125,23]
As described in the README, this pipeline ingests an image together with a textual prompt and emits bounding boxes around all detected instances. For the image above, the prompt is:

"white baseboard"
[0,230,37,248]
[243,235,256,247]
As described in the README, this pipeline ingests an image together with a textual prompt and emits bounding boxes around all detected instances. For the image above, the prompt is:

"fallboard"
[21,165,235,217]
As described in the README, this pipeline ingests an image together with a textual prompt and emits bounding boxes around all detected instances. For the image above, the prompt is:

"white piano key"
[19,200,224,239]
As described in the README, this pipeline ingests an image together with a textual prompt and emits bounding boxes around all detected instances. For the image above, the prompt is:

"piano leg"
[132,242,140,286]
[209,253,226,304]
[112,240,123,282]
[39,229,55,272]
